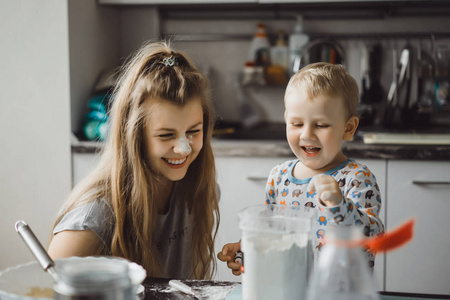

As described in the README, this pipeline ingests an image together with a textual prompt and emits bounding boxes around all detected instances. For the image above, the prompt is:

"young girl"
[48,41,220,280]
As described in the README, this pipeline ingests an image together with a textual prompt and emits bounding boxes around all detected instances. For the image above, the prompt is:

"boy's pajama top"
[265,158,385,268]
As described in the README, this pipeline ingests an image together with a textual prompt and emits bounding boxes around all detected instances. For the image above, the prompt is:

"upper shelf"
[98,0,450,20]
[162,32,450,42]
[99,0,449,4]
[149,2,450,20]
[98,0,257,3]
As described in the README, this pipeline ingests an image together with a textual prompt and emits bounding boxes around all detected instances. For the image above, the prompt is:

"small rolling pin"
[169,280,201,299]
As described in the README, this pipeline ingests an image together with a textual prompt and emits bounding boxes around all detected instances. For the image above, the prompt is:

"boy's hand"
[217,241,242,276]
[308,174,343,207]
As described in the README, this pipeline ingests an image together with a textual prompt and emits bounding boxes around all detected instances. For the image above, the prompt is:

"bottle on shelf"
[242,61,265,86]
[267,30,289,86]
[248,23,271,67]
[288,15,309,76]
[244,23,271,86]
[270,30,288,70]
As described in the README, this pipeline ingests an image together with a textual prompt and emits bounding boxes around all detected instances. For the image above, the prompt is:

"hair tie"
[163,55,176,67]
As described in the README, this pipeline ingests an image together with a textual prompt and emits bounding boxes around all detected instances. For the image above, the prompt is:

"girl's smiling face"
[284,90,358,178]
[144,97,204,182]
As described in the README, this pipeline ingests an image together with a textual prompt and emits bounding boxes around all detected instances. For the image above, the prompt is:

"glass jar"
[306,226,380,300]
[239,204,314,300]
[54,257,133,300]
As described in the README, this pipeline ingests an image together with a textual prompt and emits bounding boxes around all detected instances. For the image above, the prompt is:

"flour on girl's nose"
[174,135,193,154]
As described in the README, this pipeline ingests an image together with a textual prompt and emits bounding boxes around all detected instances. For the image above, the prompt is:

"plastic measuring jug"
[239,204,314,300]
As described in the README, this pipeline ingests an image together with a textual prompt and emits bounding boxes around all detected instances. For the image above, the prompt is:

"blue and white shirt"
[265,158,385,268]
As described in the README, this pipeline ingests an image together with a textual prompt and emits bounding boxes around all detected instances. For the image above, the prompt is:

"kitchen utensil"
[383,47,399,127]
[331,218,415,253]
[364,219,414,253]
[399,45,413,126]
[359,43,384,127]
[414,44,435,124]
[169,280,201,299]
[15,220,61,283]
[361,43,384,105]
[434,45,450,111]
[239,204,313,300]
[360,44,370,99]
[383,47,411,127]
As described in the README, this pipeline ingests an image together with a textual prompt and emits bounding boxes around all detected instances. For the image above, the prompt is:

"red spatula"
[332,218,415,253]
[364,218,415,253]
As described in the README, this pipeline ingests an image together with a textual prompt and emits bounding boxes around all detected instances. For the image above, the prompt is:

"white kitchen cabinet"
[385,160,450,295]
[358,159,387,292]
[214,156,284,281]
[213,156,387,291]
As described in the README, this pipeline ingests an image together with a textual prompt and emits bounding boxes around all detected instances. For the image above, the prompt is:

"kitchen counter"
[142,278,450,300]
[212,138,450,160]
[72,138,450,161]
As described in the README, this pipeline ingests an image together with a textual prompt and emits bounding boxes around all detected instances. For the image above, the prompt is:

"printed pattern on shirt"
[264,159,385,269]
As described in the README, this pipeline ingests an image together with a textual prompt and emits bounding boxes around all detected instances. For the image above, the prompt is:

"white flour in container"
[241,231,309,300]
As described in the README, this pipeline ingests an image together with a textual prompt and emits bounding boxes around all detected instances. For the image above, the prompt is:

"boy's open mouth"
[301,146,321,155]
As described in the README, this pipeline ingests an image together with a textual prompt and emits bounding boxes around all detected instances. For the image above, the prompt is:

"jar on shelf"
[242,61,265,86]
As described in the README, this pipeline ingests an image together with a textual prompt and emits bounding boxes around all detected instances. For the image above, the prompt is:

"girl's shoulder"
[75,198,114,218]
[54,199,115,235]
[53,198,115,252]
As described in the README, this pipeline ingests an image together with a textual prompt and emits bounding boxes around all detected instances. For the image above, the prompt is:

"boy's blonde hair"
[285,62,359,119]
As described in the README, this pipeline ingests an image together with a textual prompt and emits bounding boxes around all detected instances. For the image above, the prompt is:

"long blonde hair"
[51,41,219,279]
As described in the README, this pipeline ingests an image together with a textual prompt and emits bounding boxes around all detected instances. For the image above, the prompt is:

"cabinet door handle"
[247,176,268,182]
[412,180,450,185]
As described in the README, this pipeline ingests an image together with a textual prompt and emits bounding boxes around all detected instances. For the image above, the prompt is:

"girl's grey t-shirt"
[53,183,194,279]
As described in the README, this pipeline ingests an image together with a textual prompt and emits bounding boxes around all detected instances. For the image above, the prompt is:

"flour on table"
[146,284,173,293]
[146,281,235,299]
[195,285,235,300]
